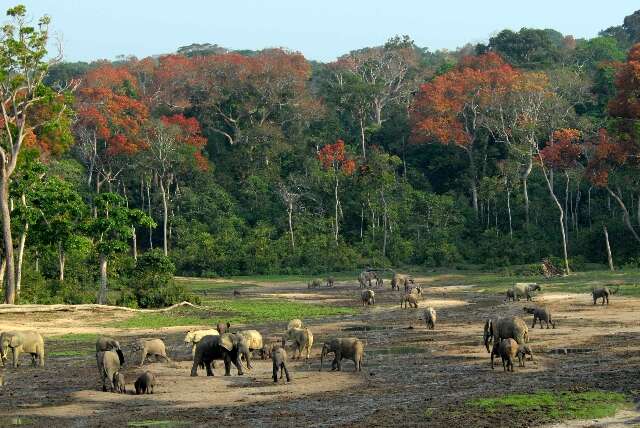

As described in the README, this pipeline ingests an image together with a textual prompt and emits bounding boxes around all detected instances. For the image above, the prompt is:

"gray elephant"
[190,333,251,376]
[216,321,231,334]
[319,337,364,372]
[361,289,375,306]
[272,345,291,383]
[95,336,125,366]
[483,316,529,352]
[133,338,171,366]
[490,338,518,372]
[592,286,618,305]
[524,306,555,329]
[512,283,541,301]
[400,287,422,309]
[358,271,378,288]
[307,279,322,289]
[97,350,121,392]
[424,307,437,330]
[113,372,126,393]
[325,277,335,287]
[391,273,414,291]
[134,371,155,394]
[282,327,313,360]
[0,331,45,368]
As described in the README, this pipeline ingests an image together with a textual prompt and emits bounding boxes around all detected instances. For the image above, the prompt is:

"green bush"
[126,250,197,308]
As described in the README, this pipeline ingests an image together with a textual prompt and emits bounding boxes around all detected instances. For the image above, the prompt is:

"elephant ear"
[220,334,235,351]
[10,334,23,348]
[116,349,125,365]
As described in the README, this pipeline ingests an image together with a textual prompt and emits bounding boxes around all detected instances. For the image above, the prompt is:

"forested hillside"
[2,5,640,305]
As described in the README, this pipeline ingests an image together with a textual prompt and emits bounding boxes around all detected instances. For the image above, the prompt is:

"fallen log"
[0,301,204,314]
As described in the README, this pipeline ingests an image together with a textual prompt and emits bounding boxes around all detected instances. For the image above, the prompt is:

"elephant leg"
[190,360,199,376]
[283,364,291,382]
[272,362,278,382]
[12,349,20,368]
[205,361,214,376]
[223,356,232,376]
[233,355,244,375]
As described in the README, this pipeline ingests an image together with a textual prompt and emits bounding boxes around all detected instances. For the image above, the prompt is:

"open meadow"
[1,270,639,427]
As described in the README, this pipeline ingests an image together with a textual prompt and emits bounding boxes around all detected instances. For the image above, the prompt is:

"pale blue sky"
[6,1,639,62]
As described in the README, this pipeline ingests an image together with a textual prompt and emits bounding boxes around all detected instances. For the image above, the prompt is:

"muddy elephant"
[424,307,437,330]
[361,289,375,306]
[0,331,45,368]
[97,350,121,392]
[308,279,322,289]
[133,338,171,366]
[238,330,263,364]
[287,319,303,330]
[282,327,313,360]
[483,316,529,353]
[391,273,414,291]
[358,271,379,288]
[320,337,364,372]
[113,372,126,393]
[325,277,335,287]
[524,306,555,329]
[592,286,618,305]
[190,333,251,377]
[135,371,155,394]
[95,336,125,366]
[216,322,231,334]
[400,287,422,309]
[184,329,219,358]
[272,345,292,383]
[512,283,541,301]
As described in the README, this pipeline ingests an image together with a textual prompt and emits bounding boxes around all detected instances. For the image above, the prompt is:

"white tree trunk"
[1,177,16,304]
[603,225,614,271]
[160,179,169,256]
[98,254,108,305]
[58,242,65,282]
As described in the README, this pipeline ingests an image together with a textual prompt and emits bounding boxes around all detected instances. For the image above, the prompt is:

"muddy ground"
[0,276,639,427]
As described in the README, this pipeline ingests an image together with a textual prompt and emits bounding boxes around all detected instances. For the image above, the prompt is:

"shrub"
[126,250,196,308]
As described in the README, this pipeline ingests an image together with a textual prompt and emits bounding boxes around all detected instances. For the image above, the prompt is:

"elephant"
[272,345,292,383]
[0,331,45,368]
[483,316,529,353]
[287,319,303,330]
[190,333,251,377]
[505,289,516,302]
[133,338,171,366]
[282,327,313,360]
[325,277,335,287]
[113,371,126,393]
[517,344,534,367]
[592,286,618,305]
[97,350,121,392]
[358,271,378,288]
[391,273,414,292]
[524,306,555,329]
[424,307,437,330]
[216,322,231,334]
[238,330,263,363]
[512,283,541,301]
[400,287,422,308]
[319,337,364,372]
[134,371,155,394]
[361,289,375,306]
[95,336,125,366]
[184,329,219,358]
[490,338,519,372]
[308,279,322,289]
[261,343,275,360]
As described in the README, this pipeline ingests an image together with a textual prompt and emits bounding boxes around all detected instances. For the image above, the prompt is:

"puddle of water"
[549,348,594,355]
[127,421,186,427]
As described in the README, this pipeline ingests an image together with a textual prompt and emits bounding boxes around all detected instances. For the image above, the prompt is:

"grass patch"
[470,390,629,422]
[112,300,357,329]
[49,333,98,343]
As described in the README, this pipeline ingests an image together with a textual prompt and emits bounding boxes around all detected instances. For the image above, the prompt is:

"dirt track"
[1,277,639,427]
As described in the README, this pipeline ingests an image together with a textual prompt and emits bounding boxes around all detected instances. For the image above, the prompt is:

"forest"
[2,5,640,306]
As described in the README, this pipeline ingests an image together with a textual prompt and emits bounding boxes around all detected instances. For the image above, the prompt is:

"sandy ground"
[0,277,639,427]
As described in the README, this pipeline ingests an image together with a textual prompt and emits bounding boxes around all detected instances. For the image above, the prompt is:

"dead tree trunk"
[603,225,614,271]
[98,254,108,305]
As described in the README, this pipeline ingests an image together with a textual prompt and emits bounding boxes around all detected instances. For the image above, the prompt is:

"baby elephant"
[505,289,516,302]
[135,338,171,366]
[491,338,524,372]
[424,307,437,330]
[517,344,534,367]
[400,287,422,309]
[113,371,126,394]
[592,286,618,305]
[320,337,364,372]
[134,371,155,394]
[272,345,292,383]
[524,307,555,329]
[361,289,375,306]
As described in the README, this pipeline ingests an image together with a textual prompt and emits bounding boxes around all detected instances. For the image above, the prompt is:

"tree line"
[2,5,640,305]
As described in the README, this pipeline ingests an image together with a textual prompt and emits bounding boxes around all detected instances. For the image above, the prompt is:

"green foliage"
[470,390,629,422]
[123,250,196,308]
